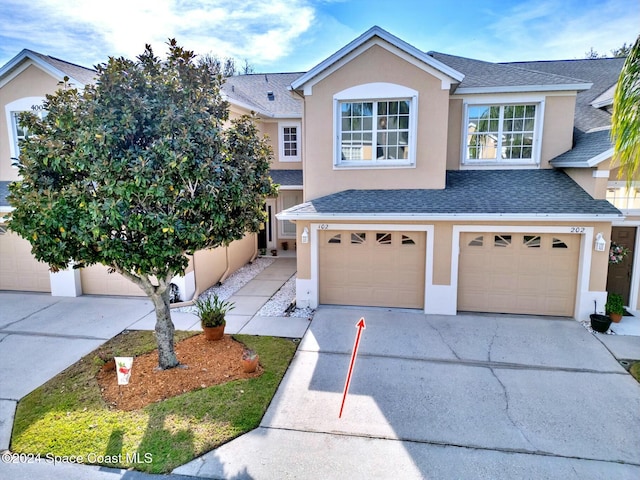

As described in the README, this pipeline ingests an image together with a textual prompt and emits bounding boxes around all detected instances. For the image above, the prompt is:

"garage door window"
[401,234,416,245]
[552,237,568,249]
[468,236,483,246]
[494,235,512,247]
[376,233,392,245]
[328,234,342,244]
[524,235,541,248]
[351,232,366,244]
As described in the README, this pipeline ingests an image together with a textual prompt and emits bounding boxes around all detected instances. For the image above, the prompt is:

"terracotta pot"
[609,312,623,323]
[102,359,116,372]
[203,325,225,341]
[242,356,259,373]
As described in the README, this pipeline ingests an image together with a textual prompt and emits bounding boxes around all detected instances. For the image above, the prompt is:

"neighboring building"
[0,50,261,300]
[1,27,636,322]
[277,26,628,321]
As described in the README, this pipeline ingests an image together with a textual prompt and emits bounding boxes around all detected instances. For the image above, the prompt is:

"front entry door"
[607,227,636,305]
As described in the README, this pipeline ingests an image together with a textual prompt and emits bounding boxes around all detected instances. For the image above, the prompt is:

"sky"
[0,0,638,73]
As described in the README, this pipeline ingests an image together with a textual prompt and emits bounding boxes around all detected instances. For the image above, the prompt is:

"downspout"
[218,243,233,285]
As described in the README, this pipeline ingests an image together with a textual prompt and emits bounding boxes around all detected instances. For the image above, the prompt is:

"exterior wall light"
[301,227,309,244]
[594,233,606,252]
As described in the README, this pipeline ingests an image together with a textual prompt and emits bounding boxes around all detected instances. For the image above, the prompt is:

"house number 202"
[570,227,586,233]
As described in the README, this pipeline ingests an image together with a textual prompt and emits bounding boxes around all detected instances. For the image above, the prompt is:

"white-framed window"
[5,96,46,166]
[279,122,301,162]
[334,83,418,168]
[607,182,640,210]
[279,191,302,238]
[462,99,543,166]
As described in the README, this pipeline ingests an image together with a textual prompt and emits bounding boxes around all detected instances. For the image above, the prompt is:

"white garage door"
[458,232,579,316]
[0,229,51,292]
[319,230,425,308]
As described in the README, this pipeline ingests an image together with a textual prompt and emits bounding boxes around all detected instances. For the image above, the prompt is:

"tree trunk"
[149,288,180,370]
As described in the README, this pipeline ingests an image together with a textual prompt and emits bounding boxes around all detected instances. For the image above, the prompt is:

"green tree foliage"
[612,35,640,185]
[8,40,276,369]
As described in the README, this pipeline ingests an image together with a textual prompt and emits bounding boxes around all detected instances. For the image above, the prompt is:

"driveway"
[176,306,640,479]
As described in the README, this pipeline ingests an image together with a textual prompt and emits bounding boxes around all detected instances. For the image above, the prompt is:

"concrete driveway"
[177,306,640,479]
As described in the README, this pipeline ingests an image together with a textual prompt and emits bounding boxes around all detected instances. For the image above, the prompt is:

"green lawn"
[10,331,298,474]
[631,361,640,384]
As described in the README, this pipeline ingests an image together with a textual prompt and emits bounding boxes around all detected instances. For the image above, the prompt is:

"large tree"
[612,34,640,185]
[8,40,276,369]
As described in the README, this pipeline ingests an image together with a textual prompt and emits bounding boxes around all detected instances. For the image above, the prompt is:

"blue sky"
[0,0,638,73]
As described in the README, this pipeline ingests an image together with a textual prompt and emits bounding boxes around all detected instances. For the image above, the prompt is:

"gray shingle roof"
[222,73,303,117]
[504,58,625,133]
[270,169,303,187]
[26,49,96,85]
[429,52,589,93]
[286,170,620,217]
[551,129,613,165]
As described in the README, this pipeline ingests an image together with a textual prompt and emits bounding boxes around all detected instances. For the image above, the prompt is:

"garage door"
[81,264,145,296]
[319,230,425,308]
[0,229,51,292]
[458,232,579,316]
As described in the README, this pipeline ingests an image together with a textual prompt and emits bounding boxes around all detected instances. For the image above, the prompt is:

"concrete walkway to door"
[176,307,640,479]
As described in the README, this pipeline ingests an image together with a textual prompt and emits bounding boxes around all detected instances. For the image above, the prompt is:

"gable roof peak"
[290,25,464,94]
[0,48,96,87]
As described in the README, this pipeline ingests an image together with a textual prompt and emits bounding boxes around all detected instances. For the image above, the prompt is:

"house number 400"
[570,227,586,233]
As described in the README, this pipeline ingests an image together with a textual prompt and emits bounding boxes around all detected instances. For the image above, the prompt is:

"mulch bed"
[96,334,262,411]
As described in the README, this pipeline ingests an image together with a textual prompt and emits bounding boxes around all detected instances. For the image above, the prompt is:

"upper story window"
[334,83,418,169]
[279,122,301,162]
[5,96,46,167]
[463,101,542,167]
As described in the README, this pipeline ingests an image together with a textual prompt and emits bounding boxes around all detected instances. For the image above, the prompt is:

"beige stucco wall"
[446,98,463,170]
[193,234,257,295]
[0,64,61,181]
[539,95,576,168]
[302,44,450,200]
[563,167,608,199]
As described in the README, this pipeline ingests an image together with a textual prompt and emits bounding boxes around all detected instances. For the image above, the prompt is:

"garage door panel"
[319,230,425,309]
[459,232,578,316]
[0,231,51,292]
[81,264,145,296]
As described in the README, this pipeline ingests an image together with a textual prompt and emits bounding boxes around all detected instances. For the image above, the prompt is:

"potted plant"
[590,300,612,333]
[605,293,625,323]
[241,348,259,373]
[194,294,235,341]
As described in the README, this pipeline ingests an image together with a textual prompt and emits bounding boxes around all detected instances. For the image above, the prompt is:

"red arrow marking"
[339,317,366,418]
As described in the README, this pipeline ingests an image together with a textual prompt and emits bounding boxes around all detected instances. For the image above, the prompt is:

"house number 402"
[570,227,586,233]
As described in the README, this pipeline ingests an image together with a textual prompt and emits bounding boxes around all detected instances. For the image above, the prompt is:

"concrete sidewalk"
[127,257,310,338]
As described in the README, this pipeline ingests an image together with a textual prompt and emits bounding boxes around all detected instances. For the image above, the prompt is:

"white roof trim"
[0,49,87,88]
[277,210,621,222]
[454,83,592,95]
[290,26,464,94]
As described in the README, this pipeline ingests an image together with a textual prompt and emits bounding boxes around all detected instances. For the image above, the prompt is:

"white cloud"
[483,0,639,61]
[2,0,315,67]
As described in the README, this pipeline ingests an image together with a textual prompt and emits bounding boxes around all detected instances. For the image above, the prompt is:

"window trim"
[278,121,301,162]
[461,96,545,168]
[333,83,418,169]
[5,96,46,165]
